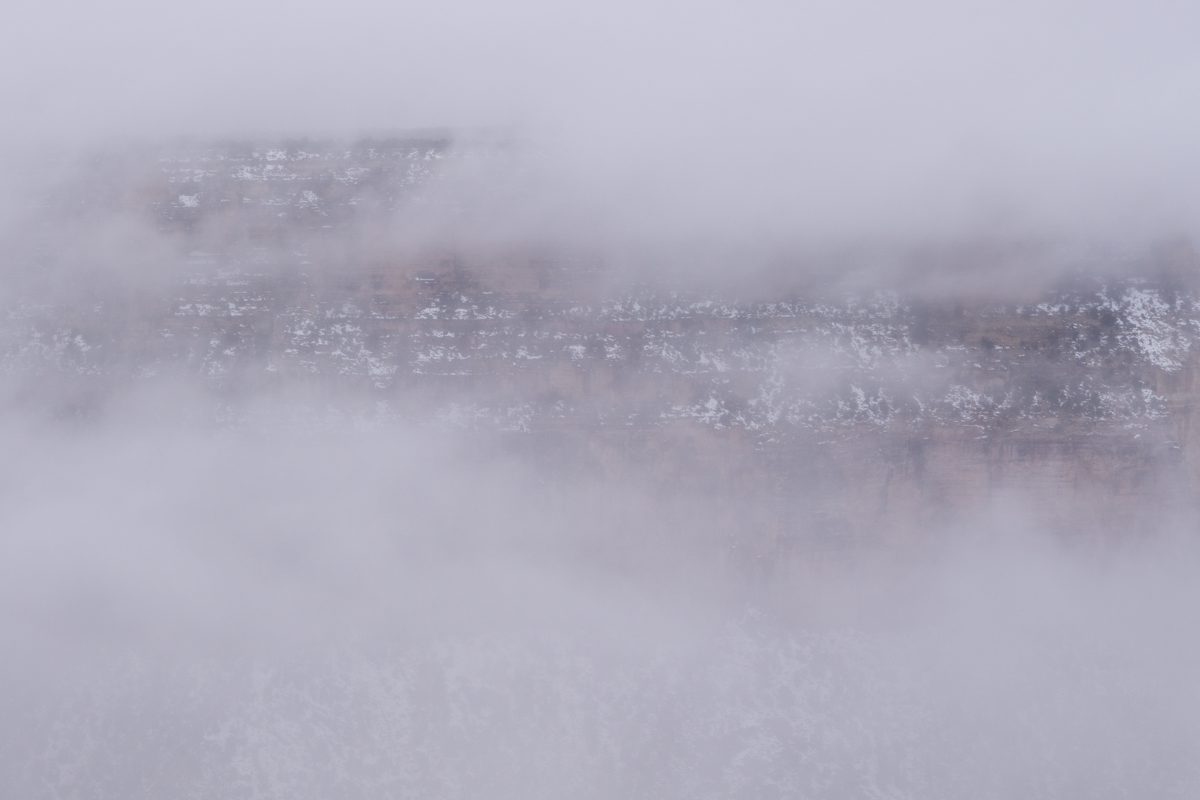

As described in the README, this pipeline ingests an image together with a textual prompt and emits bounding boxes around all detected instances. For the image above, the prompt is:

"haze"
[5,0,1200,245]
[2,1,1200,798]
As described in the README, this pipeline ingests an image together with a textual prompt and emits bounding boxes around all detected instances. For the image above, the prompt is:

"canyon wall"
[6,139,1199,549]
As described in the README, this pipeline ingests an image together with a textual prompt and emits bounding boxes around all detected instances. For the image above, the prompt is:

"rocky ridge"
[7,138,1199,541]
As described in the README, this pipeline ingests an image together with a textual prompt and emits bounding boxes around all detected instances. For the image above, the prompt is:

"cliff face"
[7,139,1199,544]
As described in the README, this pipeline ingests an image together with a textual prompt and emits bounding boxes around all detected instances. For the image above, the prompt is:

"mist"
[6,0,1200,249]
[2,396,1199,797]
[4,0,1200,797]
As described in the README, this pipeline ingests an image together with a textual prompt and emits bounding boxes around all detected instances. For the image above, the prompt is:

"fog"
[2,395,1199,797]
[5,0,1200,248]
[3,1,1200,797]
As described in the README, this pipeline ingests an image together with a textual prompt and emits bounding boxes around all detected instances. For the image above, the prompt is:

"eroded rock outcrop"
[6,138,1199,544]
